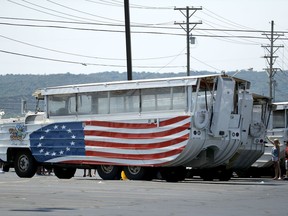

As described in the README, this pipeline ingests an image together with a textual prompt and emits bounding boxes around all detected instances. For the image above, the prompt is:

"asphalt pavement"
[0,169,287,216]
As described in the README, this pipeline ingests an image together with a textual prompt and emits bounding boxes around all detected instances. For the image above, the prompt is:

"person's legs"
[273,161,279,179]
[285,160,288,177]
[278,162,282,179]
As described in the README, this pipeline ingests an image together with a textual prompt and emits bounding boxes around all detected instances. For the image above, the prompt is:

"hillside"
[0,70,286,117]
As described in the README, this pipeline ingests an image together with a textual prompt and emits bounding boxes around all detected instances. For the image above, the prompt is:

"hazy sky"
[0,0,287,75]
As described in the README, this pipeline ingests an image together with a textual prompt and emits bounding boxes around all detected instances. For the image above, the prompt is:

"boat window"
[172,86,186,110]
[110,89,139,114]
[48,94,76,116]
[141,87,170,112]
[77,94,93,114]
[47,86,187,116]
[92,91,109,114]
[273,110,285,128]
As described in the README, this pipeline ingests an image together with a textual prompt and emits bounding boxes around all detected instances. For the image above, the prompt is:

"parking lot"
[0,169,287,216]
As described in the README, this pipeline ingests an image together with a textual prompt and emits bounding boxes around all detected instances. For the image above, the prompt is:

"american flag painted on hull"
[30,116,191,166]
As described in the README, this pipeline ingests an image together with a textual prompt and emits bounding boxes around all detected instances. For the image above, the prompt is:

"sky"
[0,0,287,75]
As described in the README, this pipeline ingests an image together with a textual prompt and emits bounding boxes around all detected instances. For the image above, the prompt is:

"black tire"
[54,167,76,179]
[235,170,251,178]
[200,173,214,181]
[218,170,232,181]
[123,166,154,180]
[2,164,10,172]
[14,150,37,178]
[160,167,187,182]
[97,165,122,180]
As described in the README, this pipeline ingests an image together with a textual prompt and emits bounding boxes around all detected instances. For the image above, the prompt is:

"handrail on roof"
[32,73,250,98]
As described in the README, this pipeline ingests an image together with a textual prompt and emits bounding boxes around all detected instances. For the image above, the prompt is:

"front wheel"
[2,163,10,172]
[54,167,76,179]
[14,150,37,178]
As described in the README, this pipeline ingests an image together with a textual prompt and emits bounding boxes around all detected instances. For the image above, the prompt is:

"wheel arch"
[6,147,35,166]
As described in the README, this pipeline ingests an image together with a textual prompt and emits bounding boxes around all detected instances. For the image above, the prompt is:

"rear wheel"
[200,171,214,181]
[123,166,155,180]
[54,167,76,179]
[14,150,37,178]
[160,167,187,182]
[218,170,232,181]
[97,165,122,180]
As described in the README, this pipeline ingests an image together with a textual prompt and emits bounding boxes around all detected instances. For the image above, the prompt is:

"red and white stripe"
[48,116,191,166]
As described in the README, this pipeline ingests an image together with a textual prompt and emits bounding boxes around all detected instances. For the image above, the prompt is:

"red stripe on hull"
[159,116,189,127]
[85,122,190,139]
[85,134,189,149]
[85,116,189,129]
[86,147,185,160]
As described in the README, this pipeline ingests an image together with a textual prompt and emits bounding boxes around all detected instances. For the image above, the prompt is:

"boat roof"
[252,93,270,100]
[34,74,250,97]
[272,101,288,110]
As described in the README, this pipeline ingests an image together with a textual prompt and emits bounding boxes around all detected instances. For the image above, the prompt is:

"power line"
[7,0,85,22]
[46,0,124,23]
[196,27,261,46]
[2,14,287,42]
[87,0,173,9]
[0,21,186,36]
[0,49,94,65]
[1,16,287,34]
[0,33,186,61]
[197,28,288,34]
[8,0,172,26]
[16,0,121,23]
[156,47,186,73]
[191,56,221,72]
[2,21,278,40]
[0,49,185,69]
[0,16,174,28]
[6,1,288,34]
[0,17,283,45]
[202,7,257,31]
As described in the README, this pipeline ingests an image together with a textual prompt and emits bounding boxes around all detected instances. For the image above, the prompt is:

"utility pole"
[262,20,284,101]
[174,6,202,76]
[124,0,132,80]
